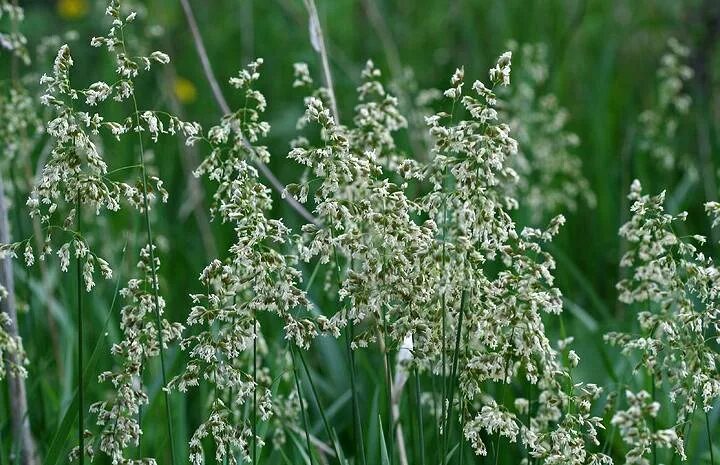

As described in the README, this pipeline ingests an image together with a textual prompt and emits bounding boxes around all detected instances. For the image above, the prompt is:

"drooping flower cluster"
[288,60,437,349]
[88,245,183,464]
[402,53,609,463]
[606,180,720,428]
[0,285,27,381]
[0,86,43,163]
[0,0,30,65]
[502,42,596,222]
[10,3,204,464]
[637,38,693,170]
[171,59,314,464]
[24,0,199,291]
[611,390,685,464]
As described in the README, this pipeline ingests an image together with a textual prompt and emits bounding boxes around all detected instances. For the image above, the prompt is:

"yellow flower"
[57,0,88,20]
[174,77,198,104]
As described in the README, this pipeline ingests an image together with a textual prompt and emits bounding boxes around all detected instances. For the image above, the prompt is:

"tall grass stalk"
[75,196,84,465]
[442,289,465,462]
[331,241,366,465]
[290,347,315,465]
[122,24,176,461]
[651,373,657,465]
[302,0,340,123]
[412,359,425,465]
[706,411,715,465]
[381,306,395,465]
[297,350,343,462]
[253,311,258,465]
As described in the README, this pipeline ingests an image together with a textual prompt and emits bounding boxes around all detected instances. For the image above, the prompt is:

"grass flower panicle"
[172,59,314,464]
[502,42,596,222]
[637,38,694,171]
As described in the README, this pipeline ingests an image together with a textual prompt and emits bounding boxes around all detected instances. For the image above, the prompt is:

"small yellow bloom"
[174,77,198,104]
[57,0,89,20]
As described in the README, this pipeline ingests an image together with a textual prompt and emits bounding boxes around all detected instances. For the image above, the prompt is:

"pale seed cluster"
[637,38,693,170]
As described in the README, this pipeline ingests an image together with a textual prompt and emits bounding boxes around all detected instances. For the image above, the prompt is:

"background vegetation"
[2,0,720,464]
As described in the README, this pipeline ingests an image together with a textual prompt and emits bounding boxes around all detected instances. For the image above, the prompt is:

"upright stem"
[494,360,510,465]
[438,193,448,464]
[290,347,314,465]
[0,174,38,465]
[345,321,367,465]
[381,307,394,465]
[177,0,318,226]
[127,86,176,464]
[302,0,340,124]
[332,242,366,465]
[252,312,257,465]
[651,374,657,465]
[76,197,84,465]
[413,365,425,465]
[706,410,715,465]
[442,290,465,462]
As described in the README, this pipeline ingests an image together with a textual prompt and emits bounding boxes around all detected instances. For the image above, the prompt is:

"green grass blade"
[43,245,126,465]
[379,414,391,465]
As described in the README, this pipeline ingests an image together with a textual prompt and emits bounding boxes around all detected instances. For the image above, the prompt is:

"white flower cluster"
[403,53,609,463]
[0,0,29,64]
[607,180,720,429]
[502,42,596,222]
[637,38,694,170]
[0,87,43,164]
[89,245,183,464]
[25,0,199,291]
[289,62,437,349]
[611,390,685,464]
[0,286,27,381]
[173,60,313,464]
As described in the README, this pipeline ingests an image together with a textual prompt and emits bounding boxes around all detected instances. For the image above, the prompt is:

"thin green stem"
[458,397,466,465]
[126,70,177,465]
[345,321,366,465]
[651,374,657,465]
[413,362,425,465]
[494,360,510,465]
[297,351,343,462]
[381,306,394,465]
[706,410,715,465]
[76,196,84,465]
[331,240,366,465]
[438,211,447,465]
[442,289,466,462]
[253,311,258,465]
[290,347,314,465]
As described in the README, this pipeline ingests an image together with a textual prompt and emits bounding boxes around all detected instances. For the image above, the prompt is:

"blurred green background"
[3,0,720,463]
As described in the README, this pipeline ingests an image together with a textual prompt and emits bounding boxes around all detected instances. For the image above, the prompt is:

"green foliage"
[2,1,720,465]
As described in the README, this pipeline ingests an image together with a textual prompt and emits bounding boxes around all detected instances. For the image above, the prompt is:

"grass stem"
[76,196,84,465]
[412,360,425,465]
[290,347,315,465]
[706,410,715,465]
[121,26,177,459]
